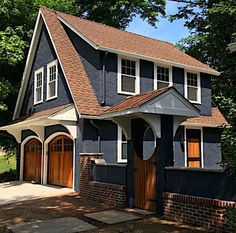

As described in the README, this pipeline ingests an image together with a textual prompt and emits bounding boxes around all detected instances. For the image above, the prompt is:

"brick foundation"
[80,155,126,207]
[163,192,236,232]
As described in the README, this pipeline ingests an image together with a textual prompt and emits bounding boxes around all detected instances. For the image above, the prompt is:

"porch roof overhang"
[0,104,78,142]
[100,87,200,120]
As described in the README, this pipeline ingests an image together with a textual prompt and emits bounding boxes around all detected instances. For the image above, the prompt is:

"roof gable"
[13,7,103,120]
[101,87,200,119]
[57,11,219,76]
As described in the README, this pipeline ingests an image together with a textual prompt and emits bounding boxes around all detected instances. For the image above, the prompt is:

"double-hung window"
[185,72,201,103]
[47,60,58,100]
[154,65,172,89]
[34,67,44,104]
[118,56,140,95]
[117,126,128,163]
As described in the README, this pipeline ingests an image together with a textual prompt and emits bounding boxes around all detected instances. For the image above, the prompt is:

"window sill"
[33,100,43,106]
[118,91,138,96]
[46,96,57,101]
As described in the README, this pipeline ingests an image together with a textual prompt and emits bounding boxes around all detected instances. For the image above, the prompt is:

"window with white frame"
[154,65,172,89]
[117,126,127,163]
[47,60,58,100]
[34,67,44,104]
[118,56,140,95]
[185,72,201,103]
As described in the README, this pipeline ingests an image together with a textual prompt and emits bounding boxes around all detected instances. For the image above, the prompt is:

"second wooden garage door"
[48,135,73,188]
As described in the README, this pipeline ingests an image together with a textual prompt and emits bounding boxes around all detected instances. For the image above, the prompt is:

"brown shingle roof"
[40,7,103,116]
[104,87,170,114]
[183,107,229,127]
[56,11,218,75]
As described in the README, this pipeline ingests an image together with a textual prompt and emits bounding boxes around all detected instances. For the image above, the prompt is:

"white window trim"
[34,67,44,105]
[117,55,140,95]
[184,126,204,168]
[184,71,201,104]
[46,60,58,101]
[117,125,127,163]
[154,64,173,90]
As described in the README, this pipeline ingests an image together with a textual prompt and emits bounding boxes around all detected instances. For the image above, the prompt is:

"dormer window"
[47,60,58,100]
[118,56,140,95]
[185,71,201,104]
[34,67,44,105]
[154,65,172,89]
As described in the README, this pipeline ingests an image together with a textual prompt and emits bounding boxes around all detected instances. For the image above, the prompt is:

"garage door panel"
[24,139,42,182]
[48,136,73,188]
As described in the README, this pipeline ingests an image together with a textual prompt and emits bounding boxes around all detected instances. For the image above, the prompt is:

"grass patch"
[0,154,16,174]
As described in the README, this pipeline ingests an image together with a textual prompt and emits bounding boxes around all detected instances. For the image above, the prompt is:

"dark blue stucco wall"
[45,125,69,140]
[203,128,222,168]
[80,119,118,163]
[173,67,184,95]
[21,129,37,141]
[20,25,73,117]
[173,126,222,168]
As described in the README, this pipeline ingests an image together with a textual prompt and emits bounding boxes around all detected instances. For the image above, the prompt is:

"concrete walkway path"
[0,181,73,205]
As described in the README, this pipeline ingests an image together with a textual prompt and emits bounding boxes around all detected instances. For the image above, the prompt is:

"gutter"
[101,52,108,105]
[90,120,101,153]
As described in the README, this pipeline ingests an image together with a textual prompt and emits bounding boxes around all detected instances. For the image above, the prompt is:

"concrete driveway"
[0,181,74,205]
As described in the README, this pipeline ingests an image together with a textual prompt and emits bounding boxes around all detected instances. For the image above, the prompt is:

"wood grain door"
[186,129,201,167]
[48,136,73,188]
[134,151,157,212]
[24,139,42,182]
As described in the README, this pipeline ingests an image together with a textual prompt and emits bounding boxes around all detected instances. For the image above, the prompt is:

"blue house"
[1,7,228,213]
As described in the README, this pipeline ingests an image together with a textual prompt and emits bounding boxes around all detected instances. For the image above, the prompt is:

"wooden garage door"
[24,139,42,182]
[48,136,73,188]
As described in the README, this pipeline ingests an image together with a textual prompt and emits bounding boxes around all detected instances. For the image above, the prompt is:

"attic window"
[118,56,140,95]
[185,72,201,104]
[47,60,58,100]
[154,65,172,89]
[34,67,44,105]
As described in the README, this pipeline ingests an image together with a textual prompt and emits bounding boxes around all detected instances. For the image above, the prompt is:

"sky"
[127,1,189,44]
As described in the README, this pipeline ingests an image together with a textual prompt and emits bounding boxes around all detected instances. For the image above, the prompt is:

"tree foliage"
[174,0,236,174]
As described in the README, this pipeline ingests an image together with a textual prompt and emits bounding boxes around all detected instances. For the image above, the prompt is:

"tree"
[173,1,236,174]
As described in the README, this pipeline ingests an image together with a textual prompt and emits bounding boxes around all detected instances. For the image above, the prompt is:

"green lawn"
[0,154,16,174]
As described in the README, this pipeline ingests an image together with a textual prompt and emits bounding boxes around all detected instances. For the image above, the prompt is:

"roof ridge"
[44,7,174,46]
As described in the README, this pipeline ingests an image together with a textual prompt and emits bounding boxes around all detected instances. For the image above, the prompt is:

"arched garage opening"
[24,138,42,182]
[47,135,73,188]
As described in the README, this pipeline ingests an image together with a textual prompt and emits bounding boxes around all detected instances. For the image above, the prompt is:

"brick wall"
[163,192,236,232]
[80,155,126,207]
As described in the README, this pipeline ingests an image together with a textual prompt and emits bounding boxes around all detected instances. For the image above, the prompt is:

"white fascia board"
[40,10,81,119]
[57,16,220,77]
[181,122,230,128]
[13,13,43,120]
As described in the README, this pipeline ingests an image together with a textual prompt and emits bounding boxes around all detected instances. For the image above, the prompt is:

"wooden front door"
[186,129,201,167]
[48,136,73,188]
[134,151,157,212]
[24,139,42,182]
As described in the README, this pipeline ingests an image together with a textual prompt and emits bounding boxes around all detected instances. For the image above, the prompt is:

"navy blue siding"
[203,128,222,168]
[173,67,184,95]
[45,125,69,140]
[20,26,73,117]
[166,168,236,202]
[140,60,154,92]
[81,119,118,163]
[173,126,185,167]
[174,126,222,168]
[21,129,37,141]
[91,162,126,186]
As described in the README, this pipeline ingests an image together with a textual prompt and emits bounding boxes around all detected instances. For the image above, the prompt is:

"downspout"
[101,52,108,106]
[90,120,101,153]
